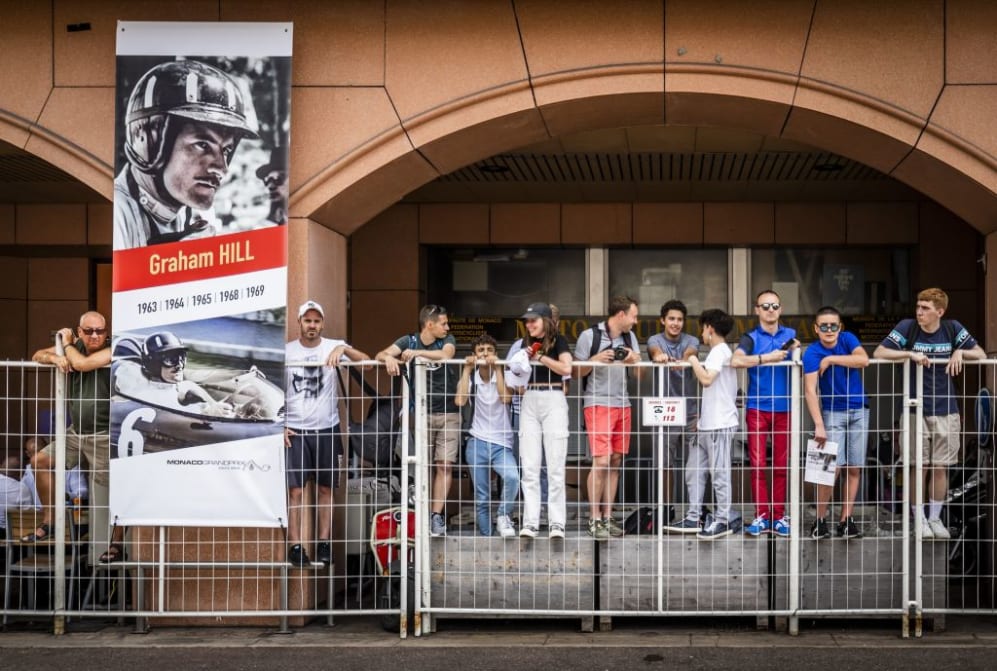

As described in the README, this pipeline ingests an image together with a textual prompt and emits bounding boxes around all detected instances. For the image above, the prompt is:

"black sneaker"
[288,544,311,567]
[837,517,862,540]
[809,517,830,540]
[316,541,332,565]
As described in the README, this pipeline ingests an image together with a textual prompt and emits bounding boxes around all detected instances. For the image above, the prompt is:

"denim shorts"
[823,408,869,467]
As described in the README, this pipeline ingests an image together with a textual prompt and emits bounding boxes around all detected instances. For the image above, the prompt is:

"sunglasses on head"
[161,353,186,368]
[816,323,841,333]
[80,327,106,336]
[426,305,445,316]
[757,303,780,311]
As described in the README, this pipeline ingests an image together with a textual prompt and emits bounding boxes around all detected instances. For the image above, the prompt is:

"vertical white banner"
[110,22,292,527]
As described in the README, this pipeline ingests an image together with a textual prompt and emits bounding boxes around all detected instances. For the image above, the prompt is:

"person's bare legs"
[588,455,610,520]
[287,486,305,545]
[602,453,623,519]
[432,461,453,515]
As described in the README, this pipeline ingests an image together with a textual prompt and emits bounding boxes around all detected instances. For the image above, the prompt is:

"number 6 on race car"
[118,407,157,458]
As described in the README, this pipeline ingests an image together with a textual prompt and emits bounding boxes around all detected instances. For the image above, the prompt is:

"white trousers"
[519,390,569,529]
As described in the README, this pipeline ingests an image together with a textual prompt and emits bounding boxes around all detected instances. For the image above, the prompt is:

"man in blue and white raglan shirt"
[874,287,984,540]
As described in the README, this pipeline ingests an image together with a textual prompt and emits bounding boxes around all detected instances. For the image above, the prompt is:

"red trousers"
[746,408,789,520]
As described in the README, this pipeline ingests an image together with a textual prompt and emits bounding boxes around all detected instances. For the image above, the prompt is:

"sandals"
[99,543,125,564]
[21,523,51,543]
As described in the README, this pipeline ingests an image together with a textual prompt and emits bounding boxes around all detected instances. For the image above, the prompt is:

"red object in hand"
[529,342,543,358]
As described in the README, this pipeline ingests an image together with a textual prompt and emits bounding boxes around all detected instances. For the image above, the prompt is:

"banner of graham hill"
[110,22,291,527]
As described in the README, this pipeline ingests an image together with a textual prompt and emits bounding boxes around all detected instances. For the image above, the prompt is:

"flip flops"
[20,523,51,543]
[99,543,125,563]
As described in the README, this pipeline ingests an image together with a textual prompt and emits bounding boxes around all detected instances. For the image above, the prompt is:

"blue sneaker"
[745,514,770,536]
[773,516,791,537]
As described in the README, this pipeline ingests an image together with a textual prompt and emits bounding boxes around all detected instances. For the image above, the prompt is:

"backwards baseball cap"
[521,302,552,320]
[298,300,324,318]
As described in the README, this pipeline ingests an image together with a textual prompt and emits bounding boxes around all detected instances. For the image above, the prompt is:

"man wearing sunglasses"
[874,287,985,539]
[802,307,870,540]
[377,304,458,536]
[113,331,228,414]
[24,312,120,558]
[732,290,798,537]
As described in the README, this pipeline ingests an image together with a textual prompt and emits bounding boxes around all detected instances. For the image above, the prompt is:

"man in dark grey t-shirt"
[647,300,701,517]
[377,305,458,536]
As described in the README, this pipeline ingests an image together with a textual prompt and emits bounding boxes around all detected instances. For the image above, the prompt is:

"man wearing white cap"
[285,300,369,567]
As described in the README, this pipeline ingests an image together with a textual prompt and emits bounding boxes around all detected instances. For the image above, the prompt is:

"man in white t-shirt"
[285,300,370,567]
[455,334,519,537]
[666,309,739,540]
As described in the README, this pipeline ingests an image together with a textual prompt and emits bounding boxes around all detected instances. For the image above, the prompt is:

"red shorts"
[584,406,632,457]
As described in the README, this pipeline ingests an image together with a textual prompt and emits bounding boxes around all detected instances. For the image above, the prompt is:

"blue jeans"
[824,407,869,467]
[465,437,521,536]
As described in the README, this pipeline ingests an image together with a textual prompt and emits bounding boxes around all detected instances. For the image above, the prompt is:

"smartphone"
[780,339,795,350]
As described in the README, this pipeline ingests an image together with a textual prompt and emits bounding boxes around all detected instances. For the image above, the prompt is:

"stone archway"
[290,65,995,238]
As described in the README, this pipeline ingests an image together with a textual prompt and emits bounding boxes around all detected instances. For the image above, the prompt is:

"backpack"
[339,367,400,469]
[622,507,658,535]
[459,373,476,445]
[581,324,640,393]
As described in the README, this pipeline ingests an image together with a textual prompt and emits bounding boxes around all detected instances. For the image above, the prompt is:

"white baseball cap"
[505,349,532,388]
[298,300,324,318]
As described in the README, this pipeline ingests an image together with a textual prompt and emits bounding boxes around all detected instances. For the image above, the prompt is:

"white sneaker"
[496,515,516,538]
[549,523,565,539]
[919,515,934,539]
[927,518,950,540]
[519,525,538,538]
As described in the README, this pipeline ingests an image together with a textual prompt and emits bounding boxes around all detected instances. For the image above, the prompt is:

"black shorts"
[286,424,343,489]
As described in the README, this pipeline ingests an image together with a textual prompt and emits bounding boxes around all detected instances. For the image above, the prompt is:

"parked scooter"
[943,438,992,578]
[370,506,416,633]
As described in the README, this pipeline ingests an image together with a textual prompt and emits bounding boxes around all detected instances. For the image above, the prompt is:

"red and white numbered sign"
[642,397,687,427]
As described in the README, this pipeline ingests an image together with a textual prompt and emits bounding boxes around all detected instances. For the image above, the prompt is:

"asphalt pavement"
[3,615,997,670]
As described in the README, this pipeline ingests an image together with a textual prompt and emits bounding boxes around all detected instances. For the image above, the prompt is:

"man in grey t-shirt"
[575,296,642,540]
[647,300,701,515]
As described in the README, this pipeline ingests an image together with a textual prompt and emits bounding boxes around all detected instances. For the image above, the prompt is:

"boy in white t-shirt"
[665,309,738,540]
[455,334,519,537]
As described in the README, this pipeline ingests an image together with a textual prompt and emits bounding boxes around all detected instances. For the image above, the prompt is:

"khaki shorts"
[428,412,460,463]
[908,412,961,466]
[40,428,111,486]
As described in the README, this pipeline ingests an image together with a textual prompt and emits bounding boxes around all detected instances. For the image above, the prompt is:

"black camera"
[613,346,629,361]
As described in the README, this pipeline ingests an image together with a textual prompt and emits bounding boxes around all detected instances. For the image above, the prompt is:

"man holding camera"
[574,296,642,540]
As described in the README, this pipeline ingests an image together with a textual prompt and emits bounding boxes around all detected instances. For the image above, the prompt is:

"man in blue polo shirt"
[732,290,798,537]
[803,306,869,540]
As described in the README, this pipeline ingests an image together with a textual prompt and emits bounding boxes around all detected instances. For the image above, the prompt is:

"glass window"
[750,248,910,315]
[428,248,586,317]
[608,249,728,316]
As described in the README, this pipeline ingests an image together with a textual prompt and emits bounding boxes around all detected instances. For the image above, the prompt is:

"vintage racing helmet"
[124,59,259,174]
[142,331,188,381]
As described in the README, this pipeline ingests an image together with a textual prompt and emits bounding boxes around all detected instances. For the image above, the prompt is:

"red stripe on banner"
[113,227,287,292]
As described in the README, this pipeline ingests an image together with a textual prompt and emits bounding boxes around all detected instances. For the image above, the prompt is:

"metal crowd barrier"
[2,354,995,638]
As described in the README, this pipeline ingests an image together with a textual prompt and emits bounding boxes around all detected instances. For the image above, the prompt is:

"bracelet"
[757,354,763,365]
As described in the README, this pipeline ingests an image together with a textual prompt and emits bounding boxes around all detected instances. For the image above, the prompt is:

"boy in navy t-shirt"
[873,288,985,539]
